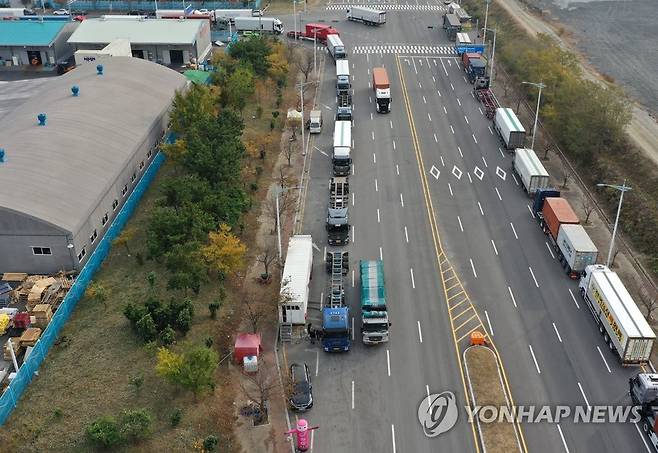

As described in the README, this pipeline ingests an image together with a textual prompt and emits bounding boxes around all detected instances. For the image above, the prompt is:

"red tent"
[234,333,262,364]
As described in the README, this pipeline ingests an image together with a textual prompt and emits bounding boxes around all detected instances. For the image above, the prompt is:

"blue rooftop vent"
[96,64,104,75]
[71,85,80,96]
[0,148,5,163]
[37,113,47,126]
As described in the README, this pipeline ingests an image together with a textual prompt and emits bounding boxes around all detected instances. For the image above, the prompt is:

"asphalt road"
[282,3,653,452]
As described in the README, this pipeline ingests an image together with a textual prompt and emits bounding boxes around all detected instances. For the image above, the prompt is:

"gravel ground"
[535,0,658,114]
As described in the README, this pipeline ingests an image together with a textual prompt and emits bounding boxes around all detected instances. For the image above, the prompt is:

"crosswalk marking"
[351,44,457,55]
[326,3,447,11]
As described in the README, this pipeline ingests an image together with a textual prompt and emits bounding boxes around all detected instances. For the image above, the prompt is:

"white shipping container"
[579,265,655,364]
[513,148,549,194]
[279,235,313,325]
[556,224,598,273]
[327,34,346,59]
[495,108,526,149]
[234,17,283,34]
[333,120,352,154]
[346,6,386,25]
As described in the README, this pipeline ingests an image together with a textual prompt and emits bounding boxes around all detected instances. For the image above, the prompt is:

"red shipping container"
[542,197,579,240]
[462,52,480,68]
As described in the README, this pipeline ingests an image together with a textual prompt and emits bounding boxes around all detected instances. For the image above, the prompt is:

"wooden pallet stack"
[25,277,56,311]
[19,327,42,348]
[31,304,53,329]
[3,337,22,360]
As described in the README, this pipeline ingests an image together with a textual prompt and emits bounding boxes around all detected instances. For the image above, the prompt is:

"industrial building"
[0,20,77,68]
[68,17,212,66]
[0,57,188,274]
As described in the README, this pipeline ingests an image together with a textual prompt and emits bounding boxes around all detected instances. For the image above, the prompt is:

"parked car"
[289,363,313,411]
[23,8,37,15]
[52,8,69,15]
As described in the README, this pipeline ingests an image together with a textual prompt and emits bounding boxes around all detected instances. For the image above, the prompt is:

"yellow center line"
[394,55,528,453]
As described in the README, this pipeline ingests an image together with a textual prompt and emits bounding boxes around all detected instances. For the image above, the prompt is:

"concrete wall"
[195,21,212,62]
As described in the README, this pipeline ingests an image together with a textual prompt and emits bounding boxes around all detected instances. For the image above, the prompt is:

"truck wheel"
[608,340,614,351]
[603,332,609,342]
[643,422,649,433]
[599,324,604,334]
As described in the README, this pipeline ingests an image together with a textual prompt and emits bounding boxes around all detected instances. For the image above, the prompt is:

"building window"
[90,229,98,243]
[112,199,119,211]
[121,185,128,197]
[101,212,109,226]
[77,247,86,262]
[131,173,136,183]
[32,247,52,255]
[139,160,145,171]
[147,149,153,159]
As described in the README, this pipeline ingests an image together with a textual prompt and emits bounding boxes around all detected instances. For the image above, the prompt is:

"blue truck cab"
[322,307,351,352]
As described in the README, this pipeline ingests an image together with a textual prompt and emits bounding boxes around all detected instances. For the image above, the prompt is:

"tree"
[120,409,153,442]
[169,85,216,136]
[86,282,108,309]
[240,362,279,423]
[295,48,314,82]
[161,139,188,168]
[264,191,295,234]
[256,241,278,278]
[147,204,216,259]
[640,291,658,322]
[201,224,247,276]
[223,65,255,113]
[136,313,158,342]
[244,298,266,333]
[228,35,273,76]
[114,226,136,255]
[156,345,219,397]
[582,199,595,224]
[86,416,122,448]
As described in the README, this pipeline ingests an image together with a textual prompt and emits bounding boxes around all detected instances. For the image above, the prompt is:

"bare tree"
[257,241,278,278]
[561,173,570,189]
[610,247,621,268]
[582,199,595,224]
[263,192,295,234]
[295,49,314,82]
[244,298,267,333]
[240,361,280,424]
[640,291,658,322]
[284,140,295,167]
[542,145,552,160]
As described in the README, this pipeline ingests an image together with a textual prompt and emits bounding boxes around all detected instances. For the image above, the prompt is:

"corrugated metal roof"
[0,21,68,46]
[68,18,202,45]
[0,57,187,233]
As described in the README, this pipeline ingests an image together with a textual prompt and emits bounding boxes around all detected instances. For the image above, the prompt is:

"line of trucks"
[307,29,391,352]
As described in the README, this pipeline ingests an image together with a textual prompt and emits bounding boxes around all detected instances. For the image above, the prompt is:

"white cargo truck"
[556,224,598,278]
[332,120,352,176]
[279,235,313,325]
[494,108,526,150]
[308,110,322,134]
[336,59,351,95]
[327,34,347,60]
[579,264,655,365]
[214,9,254,23]
[513,148,549,195]
[346,6,386,25]
[234,17,283,34]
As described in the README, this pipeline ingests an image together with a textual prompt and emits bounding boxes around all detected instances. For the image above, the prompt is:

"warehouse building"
[0,57,188,274]
[0,20,77,68]
[68,17,212,66]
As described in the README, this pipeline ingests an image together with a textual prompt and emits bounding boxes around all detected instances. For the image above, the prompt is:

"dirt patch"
[465,346,521,453]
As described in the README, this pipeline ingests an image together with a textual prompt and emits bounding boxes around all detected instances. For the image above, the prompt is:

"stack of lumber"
[17,275,47,305]
[3,337,22,360]
[26,277,56,311]
[1,273,27,283]
[31,304,52,328]
[19,327,41,348]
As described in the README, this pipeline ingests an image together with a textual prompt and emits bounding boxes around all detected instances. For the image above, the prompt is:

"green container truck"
[360,260,390,344]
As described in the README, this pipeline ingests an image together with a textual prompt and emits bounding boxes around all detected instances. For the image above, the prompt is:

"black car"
[289,363,313,411]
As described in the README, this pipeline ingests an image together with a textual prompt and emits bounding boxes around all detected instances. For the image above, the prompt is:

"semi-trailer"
[630,374,658,449]
[346,6,386,25]
[513,148,549,195]
[287,23,339,44]
[336,94,353,121]
[372,67,391,113]
[579,264,655,365]
[327,34,347,60]
[555,224,598,278]
[332,120,352,176]
[322,251,351,352]
[494,108,526,149]
[360,260,390,344]
[539,197,579,241]
[326,177,350,246]
[234,17,283,34]
[336,59,351,95]
[443,13,462,41]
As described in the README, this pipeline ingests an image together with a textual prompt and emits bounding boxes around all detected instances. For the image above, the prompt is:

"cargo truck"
[494,108,526,150]
[326,177,349,246]
[287,23,339,44]
[214,9,259,24]
[234,17,283,34]
[464,55,489,88]
[336,94,353,121]
[360,260,390,344]
[322,251,351,352]
[513,148,549,195]
[443,13,462,41]
[579,264,655,365]
[531,187,560,217]
[336,59,351,96]
[372,67,391,113]
[332,120,352,176]
[555,224,598,278]
[346,6,386,25]
[279,235,313,325]
[539,197,579,241]
[327,34,347,60]
[630,374,658,450]
[307,110,322,134]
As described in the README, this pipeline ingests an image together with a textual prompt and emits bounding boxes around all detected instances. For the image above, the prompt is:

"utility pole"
[597,180,632,268]
[522,81,546,150]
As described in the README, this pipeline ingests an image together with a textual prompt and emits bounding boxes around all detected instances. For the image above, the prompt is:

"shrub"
[135,314,158,342]
[209,301,221,319]
[159,326,176,346]
[203,434,219,451]
[86,416,122,448]
[120,408,153,441]
[170,408,183,427]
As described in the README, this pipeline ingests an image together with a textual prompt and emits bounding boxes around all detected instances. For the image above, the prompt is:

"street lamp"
[596,180,632,268]
[482,27,496,88]
[67,243,75,270]
[521,80,546,150]
[275,186,304,262]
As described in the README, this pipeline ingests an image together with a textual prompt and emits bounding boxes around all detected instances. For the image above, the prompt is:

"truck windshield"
[363,323,388,332]
[323,330,348,338]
